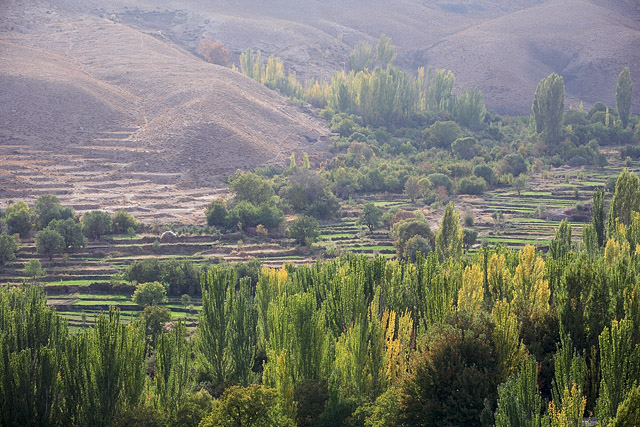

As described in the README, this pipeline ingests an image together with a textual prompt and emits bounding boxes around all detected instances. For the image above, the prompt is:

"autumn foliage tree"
[198,39,231,66]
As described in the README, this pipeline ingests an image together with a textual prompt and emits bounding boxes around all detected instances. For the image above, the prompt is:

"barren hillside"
[0,0,329,220]
[63,0,639,115]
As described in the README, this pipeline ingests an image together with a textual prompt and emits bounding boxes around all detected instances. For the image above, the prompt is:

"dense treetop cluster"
[4,170,640,425]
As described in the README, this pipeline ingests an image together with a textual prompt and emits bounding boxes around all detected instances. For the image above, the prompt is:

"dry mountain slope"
[417,0,640,113]
[0,1,329,219]
[90,0,640,114]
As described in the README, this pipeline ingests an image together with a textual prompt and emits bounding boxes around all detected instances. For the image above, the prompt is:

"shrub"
[206,199,228,228]
[463,229,478,249]
[132,281,168,306]
[564,109,588,126]
[126,259,201,296]
[35,228,64,260]
[427,173,453,195]
[499,153,528,177]
[0,232,18,264]
[295,380,329,427]
[112,209,139,234]
[458,176,487,195]
[199,385,294,427]
[451,137,479,160]
[392,218,435,260]
[197,39,231,65]
[358,202,383,232]
[47,218,86,250]
[24,259,44,279]
[282,170,339,219]
[620,144,640,160]
[5,201,31,237]
[463,212,474,226]
[288,215,319,246]
[423,120,463,149]
[139,305,171,345]
[404,235,433,262]
[173,390,214,427]
[230,172,274,205]
[32,194,74,230]
[82,210,113,240]
[473,164,495,185]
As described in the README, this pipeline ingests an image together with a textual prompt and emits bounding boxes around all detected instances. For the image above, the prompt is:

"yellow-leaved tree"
[513,245,550,320]
[491,300,526,381]
[548,383,586,427]
[488,252,512,304]
[382,309,413,386]
[458,264,484,312]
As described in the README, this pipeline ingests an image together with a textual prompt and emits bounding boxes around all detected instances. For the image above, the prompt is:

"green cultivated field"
[0,152,634,326]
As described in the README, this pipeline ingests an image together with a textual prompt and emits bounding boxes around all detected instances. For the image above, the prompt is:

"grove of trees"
[229,38,637,215]
[3,235,640,425]
[5,170,640,425]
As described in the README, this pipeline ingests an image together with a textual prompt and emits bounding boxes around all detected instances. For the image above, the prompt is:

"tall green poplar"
[596,319,640,425]
[616,67,633,128]
[435,202,463,263]
[532,73,565,143]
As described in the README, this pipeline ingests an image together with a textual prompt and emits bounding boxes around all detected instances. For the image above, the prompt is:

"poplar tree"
[435,202,463,263]
[197,268,258,388]
[228,278,258,386]
[596,319,640,425]
[591,188,606,247]
[154,322,192,416]
[611,384,640,427]
[557,257,593,351]
[512,245,550,321]
[0,285,66,426]
[616,67,633,128]
[551,335,586,408]
[197,268,232,387]
[487,252,513,304]
[453,88,486,129]
[375,34,396,68]
[532,73,565,143]
[607,169,640,235]
[458,264,484,312]
[548,383,586,427]
[495,357,548,427]
[59,308,146,426]
[349,41,373,72]
[549,219,572,259]
[491,300,526,381]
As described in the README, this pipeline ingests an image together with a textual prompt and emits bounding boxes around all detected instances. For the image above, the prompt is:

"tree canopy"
[616,67,633,128]
[532,73,565,143]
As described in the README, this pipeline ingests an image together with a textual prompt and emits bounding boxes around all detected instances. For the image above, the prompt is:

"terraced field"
[1,149,634,326]
[0,127,226,224]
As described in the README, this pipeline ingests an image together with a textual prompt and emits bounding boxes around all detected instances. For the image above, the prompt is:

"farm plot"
[1,150,634,325]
